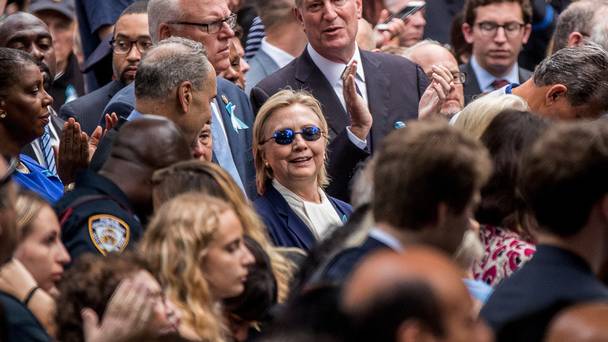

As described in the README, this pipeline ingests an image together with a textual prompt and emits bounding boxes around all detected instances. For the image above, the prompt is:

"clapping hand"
[342,61,372,140]
[418,65,455,120]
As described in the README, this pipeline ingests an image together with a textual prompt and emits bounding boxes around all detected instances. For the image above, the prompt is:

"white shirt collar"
[306,43,365,87]
[368,227,404,252]
[260,38,296,69]
[470,55,520,92]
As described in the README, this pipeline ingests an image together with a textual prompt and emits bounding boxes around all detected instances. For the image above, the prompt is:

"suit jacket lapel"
[462,62,482,104]
[295,50,348,138]
[267,185,316,249]
[215,87,245,181]
[259,50,279,76]
[360,51,389,152]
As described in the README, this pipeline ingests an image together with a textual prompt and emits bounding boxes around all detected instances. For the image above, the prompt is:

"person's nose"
[56,242,71,265]
[219,21,236,39]
[41,86,54,108]
[126,44,142,62]
[240,58,250,74]
[291,133,308,150]
[29,44,45,62]
[322,2,339,21]
[494,26,508,43]
[241,244,255,267]
[412,12,426,28]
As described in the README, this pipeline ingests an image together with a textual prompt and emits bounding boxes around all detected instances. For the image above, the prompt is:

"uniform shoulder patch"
[88,214,130,256]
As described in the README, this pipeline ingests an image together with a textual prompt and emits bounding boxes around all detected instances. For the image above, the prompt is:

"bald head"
[343,248,487,342]
[0,12,56,81]
[546,303,608,342]
[106,115,191,170]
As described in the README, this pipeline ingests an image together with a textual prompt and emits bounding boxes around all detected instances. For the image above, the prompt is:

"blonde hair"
[454,94,529,140]
[15,191,47,240]
[139,193,231,342]
[253,89,330,195]
[151,160,294,302]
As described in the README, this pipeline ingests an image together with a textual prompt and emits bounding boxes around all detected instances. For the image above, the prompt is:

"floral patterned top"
[472,225,536,287]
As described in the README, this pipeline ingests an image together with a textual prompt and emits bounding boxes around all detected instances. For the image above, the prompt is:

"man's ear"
[436,202,448,228]
[545,84,567,106]
[178,81,193,114]
[567,32,585,47]
[599,195,608,223]
[355,0,363,19]
[462,23,475,44]
[294,7,305,29]
[159,23,172,41]
[521,23,532,44]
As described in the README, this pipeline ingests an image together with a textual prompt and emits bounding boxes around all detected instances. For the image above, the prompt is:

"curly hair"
[55,253,152,342]
[151,160,294,302]
[140,193,232,342]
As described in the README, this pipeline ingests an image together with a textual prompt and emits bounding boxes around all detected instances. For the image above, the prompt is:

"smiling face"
[462,2,530,76]
[14,205,70,297]
[261,103,327,191]
[0,62,53,147]
[296,0,362,63]
[201,209,254,299]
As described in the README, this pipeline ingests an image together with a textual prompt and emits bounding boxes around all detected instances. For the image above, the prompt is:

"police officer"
[54,116,191,260]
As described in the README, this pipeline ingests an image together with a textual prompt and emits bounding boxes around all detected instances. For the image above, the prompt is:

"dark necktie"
[491,79,510,90]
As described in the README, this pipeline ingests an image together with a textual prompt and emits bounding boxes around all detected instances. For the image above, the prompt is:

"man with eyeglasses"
[404,39,465,119]
[460,0,533,104]
[101,0,257,199]
[60,1,150,135]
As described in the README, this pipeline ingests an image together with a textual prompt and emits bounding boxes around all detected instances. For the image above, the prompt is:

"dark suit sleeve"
[325,130,370,202]
[59,102,77,121]
[250,85,272,115]
[89,127,119,171]
[416,64,430,99]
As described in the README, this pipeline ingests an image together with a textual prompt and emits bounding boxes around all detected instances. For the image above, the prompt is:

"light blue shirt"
[470,56,520,93]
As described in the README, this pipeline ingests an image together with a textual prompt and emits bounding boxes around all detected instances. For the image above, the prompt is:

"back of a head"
[454,93,529,140]
[135,36,211,103]
[0,47,38,97]
[119,0,149,18]
[373,121,492,231]
[545,303,608,342]
[255,0,297,30]
[519,120,608,237]
[477,110,549,229]
[105,115,191,172]
[552,1,597,52]
[147,0,180,43]
[533,43,608,113]
[56,253,150,342]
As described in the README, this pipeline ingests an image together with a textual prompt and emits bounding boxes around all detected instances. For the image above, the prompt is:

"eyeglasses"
[425,71,467,84]
[261,126,323,145]
[167,13,237,34]
[110,38,154,55]
[476,21,525,37]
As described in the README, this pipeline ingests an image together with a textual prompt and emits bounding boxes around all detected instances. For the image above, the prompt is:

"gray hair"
[147,0,181,43]
[552,1,608,52]
[135,37,212,100]
[534,42,608,107]
[402,39,446,58]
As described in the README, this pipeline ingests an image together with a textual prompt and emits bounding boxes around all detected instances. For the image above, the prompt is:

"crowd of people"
[1,0,608,341]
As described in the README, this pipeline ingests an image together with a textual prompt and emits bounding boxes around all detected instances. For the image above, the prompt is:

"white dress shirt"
[30,106,60,169]
[470,56,520,93]
[368,227,404,251]
[307,44,368,149]
[273,179,343,240]
[260,38,296,69]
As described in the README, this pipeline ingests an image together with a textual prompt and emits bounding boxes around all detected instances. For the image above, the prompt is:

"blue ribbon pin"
[222,95,249,133]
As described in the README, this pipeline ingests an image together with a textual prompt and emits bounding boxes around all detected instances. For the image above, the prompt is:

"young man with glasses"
[460,0,533,104]
[59,1,150,135]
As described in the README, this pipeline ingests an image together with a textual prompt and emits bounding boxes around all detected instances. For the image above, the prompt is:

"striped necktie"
[39,124,57,175]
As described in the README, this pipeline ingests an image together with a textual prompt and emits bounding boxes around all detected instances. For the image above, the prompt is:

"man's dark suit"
[460,62,532,105]
[480,245,608,342]
[250,49,429,201]
[89,78,257,199]
[59,80,125,135]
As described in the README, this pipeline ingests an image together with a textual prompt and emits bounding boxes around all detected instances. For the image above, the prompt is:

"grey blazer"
[245,49,280,96]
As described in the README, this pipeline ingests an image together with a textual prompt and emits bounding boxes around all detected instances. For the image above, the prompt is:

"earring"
[0,111,5,119]
[264,161,269,168]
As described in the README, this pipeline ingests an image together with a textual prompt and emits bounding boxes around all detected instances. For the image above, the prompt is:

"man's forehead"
[473,2,523,21]
[180,0,229,19]
[0,21,50,44]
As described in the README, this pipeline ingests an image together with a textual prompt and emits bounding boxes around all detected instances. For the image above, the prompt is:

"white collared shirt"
[260,38,296,69]
[31,106,60,169]
[470,56,520,93]
[307,44,368,149]
[368,227,404,252]
[273,179,343,240]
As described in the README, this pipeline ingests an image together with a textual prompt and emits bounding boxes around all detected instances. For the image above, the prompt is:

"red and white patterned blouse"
[472,225,536,287]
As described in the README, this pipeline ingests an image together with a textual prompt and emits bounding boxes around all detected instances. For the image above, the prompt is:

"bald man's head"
[546,303,608,342]
[102,116,191,219]
[343,248,489,342]
[0,12,57,82]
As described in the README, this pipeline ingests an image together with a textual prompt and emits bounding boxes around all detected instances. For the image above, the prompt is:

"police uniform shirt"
[54,169,142,260]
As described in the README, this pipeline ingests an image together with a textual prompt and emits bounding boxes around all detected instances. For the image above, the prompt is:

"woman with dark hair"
[472,109,549,287]
[0,48,62,203]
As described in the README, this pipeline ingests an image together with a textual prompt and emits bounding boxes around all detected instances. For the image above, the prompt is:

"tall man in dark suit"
[460,0,533,104]
[59,1,150,135]
[320,121,492,284]
[481,122,608,342]
[250,0,429,201]
[103,0,257,198]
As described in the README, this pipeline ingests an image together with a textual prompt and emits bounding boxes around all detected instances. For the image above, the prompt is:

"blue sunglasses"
[261,126,323,145]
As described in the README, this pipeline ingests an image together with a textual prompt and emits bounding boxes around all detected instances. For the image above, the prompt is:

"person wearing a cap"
[59,1,150,135]
[30,0,84,111]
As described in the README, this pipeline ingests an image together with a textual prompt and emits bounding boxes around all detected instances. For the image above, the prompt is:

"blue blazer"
[254,183,352,250]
